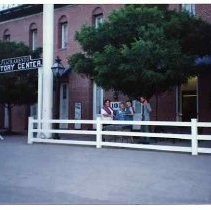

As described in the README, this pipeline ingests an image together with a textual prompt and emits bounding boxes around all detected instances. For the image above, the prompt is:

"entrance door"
[93,83,103,118]
[60,83,69,129]
[177,77,198,121]
[93,82,103,128]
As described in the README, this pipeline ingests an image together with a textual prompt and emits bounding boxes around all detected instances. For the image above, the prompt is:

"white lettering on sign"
[17,61,42,70]
[0,64,15,72]
[0,55,42,73]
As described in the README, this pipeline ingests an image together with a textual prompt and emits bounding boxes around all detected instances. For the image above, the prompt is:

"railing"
[27,117,211,155]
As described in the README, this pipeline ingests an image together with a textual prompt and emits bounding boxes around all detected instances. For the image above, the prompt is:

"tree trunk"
[7,104,12,133]
[25,105,31,130]
[155,92,159,121]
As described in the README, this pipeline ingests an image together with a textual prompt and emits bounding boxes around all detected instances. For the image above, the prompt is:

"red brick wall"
[0,13,43,47]
[54,5,123,124]
[150,89,177,121]
[197,4,211,22]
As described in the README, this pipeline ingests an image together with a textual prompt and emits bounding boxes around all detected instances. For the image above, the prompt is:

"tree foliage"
[0,40,38,106]
[68,5,211,98]
[0,40,39,131]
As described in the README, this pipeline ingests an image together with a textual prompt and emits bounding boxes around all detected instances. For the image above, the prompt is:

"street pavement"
[0,134,211,204]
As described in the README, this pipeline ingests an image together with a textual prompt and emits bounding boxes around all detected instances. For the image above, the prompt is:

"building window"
[94,14,103,28]
[31,29,37,51]
[182,4,196,15]
[92,7,104,29]
[58,16,68,49]
[61,22,68,48]
[29,23,38,51]
[3,29,10,41]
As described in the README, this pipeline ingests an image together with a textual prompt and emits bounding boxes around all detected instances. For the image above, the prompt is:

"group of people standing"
[101,96,152,122]
[101,96,152,143]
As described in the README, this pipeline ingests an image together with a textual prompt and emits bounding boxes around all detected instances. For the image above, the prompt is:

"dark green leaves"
[0,41,37,106]
[69,5,211,98]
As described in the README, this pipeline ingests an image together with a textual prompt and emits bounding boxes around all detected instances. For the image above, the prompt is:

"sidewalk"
[0,134,211,204]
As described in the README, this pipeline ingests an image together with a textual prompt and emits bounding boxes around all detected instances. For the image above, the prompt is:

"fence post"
[28,117,33,144]
[191,118,198,155]
[96,116,102,148]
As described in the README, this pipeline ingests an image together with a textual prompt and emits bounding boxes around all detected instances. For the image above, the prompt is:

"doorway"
[177,77,198,121]
[93,82,104,128]
[59,83,69,129]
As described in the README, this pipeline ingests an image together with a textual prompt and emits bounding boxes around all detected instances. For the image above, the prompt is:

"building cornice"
[0,4,71,22]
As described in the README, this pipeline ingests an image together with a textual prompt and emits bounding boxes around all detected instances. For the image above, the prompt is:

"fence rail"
[28,117,211,155]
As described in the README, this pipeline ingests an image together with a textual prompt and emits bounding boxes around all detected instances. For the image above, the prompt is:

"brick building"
[0,4,211,131]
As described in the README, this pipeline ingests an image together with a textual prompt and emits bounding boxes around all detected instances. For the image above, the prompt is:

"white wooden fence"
[27,116,211,155]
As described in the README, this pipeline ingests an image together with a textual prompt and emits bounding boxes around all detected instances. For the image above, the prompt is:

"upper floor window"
[29,23,38,51]
[3,29,10,41]
[58,16,68,49]
[182,4,196,15]
[92,7,104,29]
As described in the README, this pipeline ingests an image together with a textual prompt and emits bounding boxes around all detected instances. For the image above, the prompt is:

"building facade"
[0,4,211,131]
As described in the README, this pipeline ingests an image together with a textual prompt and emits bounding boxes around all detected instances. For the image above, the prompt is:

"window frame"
[182,4,196,15]
[29,23,38,51]
[3,29,10,41]
[58,16,68,49]
[92,7,104,29]
[61,22,68,49]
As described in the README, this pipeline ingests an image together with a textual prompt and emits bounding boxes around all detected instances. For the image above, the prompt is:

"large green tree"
[68,5,211,99]
[0,41,39,132]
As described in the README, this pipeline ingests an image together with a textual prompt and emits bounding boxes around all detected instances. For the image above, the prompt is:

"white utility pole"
[42,4,54,138]
[37,67,43,137]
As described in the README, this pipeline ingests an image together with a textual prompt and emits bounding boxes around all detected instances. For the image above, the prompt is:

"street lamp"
[51,56,65,139]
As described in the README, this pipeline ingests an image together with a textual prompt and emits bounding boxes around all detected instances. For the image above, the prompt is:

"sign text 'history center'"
[0,56,42,73]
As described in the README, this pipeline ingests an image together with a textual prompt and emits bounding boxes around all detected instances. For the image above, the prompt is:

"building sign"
[0,55,42,73]
[110,101,121,111]
[0,4,21,11]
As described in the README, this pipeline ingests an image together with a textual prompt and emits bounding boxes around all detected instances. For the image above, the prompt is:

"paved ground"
[0,134,211,204]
